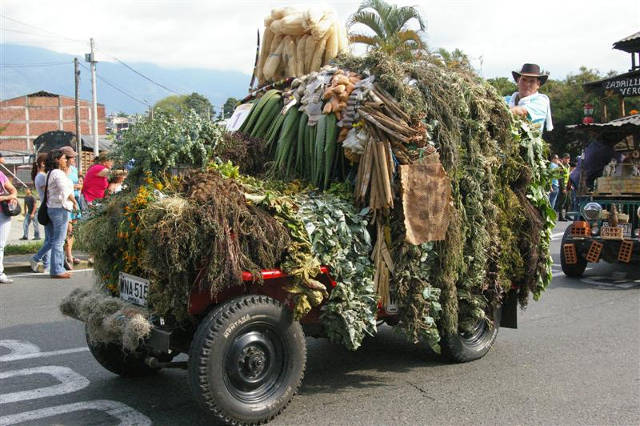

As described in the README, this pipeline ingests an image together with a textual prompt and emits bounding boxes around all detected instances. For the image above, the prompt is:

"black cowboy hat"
[512,63,549,85]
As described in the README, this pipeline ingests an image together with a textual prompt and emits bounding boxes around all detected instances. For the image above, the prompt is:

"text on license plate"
[602,222,632,237]
[119,272,149,306]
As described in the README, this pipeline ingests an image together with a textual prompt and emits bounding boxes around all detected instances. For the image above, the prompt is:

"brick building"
[0,90,106,156]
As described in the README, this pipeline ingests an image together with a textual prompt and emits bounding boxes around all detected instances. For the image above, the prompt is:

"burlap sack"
[399,162,451,244]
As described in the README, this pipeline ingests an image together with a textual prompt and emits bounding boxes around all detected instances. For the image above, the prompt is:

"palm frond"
[348,10,386,39]
[387,7,426,33]
[396,30,425,48]
[357,0,393,21]
[348,33,380,47]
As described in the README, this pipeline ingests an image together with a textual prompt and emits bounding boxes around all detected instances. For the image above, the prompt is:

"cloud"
[2,0,638,79]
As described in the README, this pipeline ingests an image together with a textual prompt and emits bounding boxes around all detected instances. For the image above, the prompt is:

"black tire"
[188,295,306,425]
[85,324,159,377]
[561,225,588,277]
[441,305,500,363]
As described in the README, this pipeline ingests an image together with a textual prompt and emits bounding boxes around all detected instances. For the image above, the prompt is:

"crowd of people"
[0,147,121,282]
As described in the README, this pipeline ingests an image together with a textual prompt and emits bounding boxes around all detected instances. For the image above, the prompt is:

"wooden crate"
[595,177,640,194]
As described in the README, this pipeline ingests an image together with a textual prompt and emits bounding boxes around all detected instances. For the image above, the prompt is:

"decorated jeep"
[60,8,555,426]
[561,115,640,276]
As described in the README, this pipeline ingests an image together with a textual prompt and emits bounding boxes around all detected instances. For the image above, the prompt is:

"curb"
[4,261,91,275]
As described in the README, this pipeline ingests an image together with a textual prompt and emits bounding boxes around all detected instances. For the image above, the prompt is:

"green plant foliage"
[113,111,225,185]
[297,193,377,351]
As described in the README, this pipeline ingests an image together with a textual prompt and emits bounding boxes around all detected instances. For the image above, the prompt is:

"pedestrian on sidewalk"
[32,150,78,279]
[0,153,18,284]
[20,188,40,240]
[61,146,81,268]
[30,153,49,273]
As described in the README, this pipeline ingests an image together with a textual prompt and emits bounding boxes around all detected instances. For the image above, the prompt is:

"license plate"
[602,222,632,237]
[119,272,149,306]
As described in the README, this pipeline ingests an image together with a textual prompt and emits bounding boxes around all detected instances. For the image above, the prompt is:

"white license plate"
[119,272,149,306]
[602,222,632,237]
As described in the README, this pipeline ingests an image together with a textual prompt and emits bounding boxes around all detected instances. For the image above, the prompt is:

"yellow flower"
[155,183,164,190]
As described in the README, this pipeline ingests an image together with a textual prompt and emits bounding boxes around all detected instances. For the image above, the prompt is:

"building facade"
[0,91,106,156]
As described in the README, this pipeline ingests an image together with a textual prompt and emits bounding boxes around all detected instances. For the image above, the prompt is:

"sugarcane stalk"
[361,112,411,144]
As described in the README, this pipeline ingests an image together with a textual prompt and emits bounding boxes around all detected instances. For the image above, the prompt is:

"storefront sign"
[603,75,640,97]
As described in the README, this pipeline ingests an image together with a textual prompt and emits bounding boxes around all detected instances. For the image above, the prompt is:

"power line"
[1,14,183,96]
[97,49,183,95]
[0,61,70,68]
[79,62,150,107]
[0,14,85,44]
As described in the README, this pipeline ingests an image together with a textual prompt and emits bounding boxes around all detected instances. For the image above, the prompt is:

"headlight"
[582,202,602,221]
[591,225,600,236]
[634,228,640,238]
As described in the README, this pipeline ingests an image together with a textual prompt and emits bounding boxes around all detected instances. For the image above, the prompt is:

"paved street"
[1,224,639,425]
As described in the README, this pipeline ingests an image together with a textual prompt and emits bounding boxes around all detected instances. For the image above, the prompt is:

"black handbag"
[1,199,21,216]
[37,172,51,226]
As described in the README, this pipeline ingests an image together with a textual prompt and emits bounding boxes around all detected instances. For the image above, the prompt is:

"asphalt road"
[1,226,638,425]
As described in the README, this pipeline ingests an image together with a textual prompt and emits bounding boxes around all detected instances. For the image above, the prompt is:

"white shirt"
[34,172,46,201]
[46,169,74,211]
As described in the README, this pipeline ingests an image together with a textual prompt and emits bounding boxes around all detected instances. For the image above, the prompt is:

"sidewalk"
[3,215,90,275]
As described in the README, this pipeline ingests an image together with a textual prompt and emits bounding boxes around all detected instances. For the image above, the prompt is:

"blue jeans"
[549,187,559,210]
[33,208,69,276]
[22,214,40,239]
[32,223,50,270]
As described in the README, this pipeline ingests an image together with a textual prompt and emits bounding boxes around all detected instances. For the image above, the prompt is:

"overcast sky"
[1,0,639,80]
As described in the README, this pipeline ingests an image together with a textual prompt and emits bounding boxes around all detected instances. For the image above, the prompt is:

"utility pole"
[85,38,99,157]
[74,58,82,173]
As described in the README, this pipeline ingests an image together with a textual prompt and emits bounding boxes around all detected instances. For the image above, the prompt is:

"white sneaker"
[30,259,45,273]
[0,273,13,284]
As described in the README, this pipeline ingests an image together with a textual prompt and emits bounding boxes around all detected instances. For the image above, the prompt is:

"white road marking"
[8,268,93,278]
[0,340,40,362]
[1,347,89,362]
[0,340,88,362]
[0,366,89,404]
[0,400,152,425]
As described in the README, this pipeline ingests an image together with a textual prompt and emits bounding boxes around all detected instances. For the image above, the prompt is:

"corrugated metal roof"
[27,90,59,97]
[567,114,640,129]
[613,31,640,53]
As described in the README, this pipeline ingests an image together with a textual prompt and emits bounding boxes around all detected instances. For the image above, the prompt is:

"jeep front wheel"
[188,295,306,425]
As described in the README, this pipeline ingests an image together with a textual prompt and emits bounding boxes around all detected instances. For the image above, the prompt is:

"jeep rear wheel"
[188,295,306,425]
[441,305,500,363]
[561,225,588,277]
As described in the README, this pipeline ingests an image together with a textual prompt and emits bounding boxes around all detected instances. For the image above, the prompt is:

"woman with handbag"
[0,153,18,284]
[32,150,78,279]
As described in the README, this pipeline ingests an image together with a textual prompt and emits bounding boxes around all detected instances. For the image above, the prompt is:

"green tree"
[539,66,640,156]
[435,48,472,71]
[153,92,214,120]
[185,92,214,119]
[487,77,517,96]
[348,0,426,59]
[222,97,239,119]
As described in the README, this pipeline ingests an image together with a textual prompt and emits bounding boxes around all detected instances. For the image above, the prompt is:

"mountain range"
[1,44,252,114]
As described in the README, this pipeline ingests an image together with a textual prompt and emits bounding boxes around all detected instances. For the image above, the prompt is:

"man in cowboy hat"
[506,63,553,132]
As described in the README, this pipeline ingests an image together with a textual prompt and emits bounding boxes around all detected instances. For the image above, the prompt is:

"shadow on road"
[301,325,441,395]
